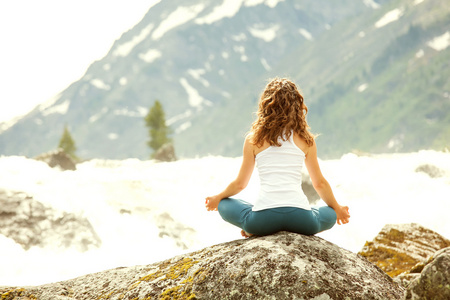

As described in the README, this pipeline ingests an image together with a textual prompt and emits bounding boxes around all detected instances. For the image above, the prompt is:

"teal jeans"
[218,198,337,236]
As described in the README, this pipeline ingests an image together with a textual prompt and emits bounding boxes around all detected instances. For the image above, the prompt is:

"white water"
[0,151,449,286]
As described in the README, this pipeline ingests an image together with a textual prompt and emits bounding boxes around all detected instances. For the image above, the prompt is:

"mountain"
[287,0,450,157]
[0,0,449,159]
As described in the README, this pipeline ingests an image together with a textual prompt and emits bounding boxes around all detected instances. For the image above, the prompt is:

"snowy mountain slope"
[0,0,371,159]
[179,0,450,158]
[0,0,448,159]
[279,0,450,157]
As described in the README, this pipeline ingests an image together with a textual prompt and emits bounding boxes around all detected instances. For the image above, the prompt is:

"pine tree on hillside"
[144,100,172,157]
[58,125,77,160]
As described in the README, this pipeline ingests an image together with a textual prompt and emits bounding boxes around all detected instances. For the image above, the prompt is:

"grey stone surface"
[0,231,404,299]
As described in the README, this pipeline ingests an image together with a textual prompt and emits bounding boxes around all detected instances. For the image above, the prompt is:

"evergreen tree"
[58,125,77,160]
[145,100,171,156]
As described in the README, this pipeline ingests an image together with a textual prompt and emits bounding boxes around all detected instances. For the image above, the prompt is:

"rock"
[154,212,196,250]
[415,164,445,178]
[403,247,450,300]
[358,223,450,278]
[302,173,320,205]
[34,148,77,171]
[0,232,404,300]
[0,190,101,252]
[119,208,132,214]
[395,272,421,290]
[154,143,176,162]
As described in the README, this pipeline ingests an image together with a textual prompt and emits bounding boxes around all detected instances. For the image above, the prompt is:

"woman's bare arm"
[305,141,350,224]
[205,135,255,211]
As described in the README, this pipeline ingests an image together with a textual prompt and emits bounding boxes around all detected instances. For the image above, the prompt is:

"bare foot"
[241,230,254,238]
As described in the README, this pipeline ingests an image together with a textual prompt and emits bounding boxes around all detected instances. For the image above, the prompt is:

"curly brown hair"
[251,77,315,147]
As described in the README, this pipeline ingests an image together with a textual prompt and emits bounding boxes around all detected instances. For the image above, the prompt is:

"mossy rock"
[404,247,450,300]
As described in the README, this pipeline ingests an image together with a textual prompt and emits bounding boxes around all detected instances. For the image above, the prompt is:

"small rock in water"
[154,143,177,162]
[302,172,320,205]
[155,212,196,250]
[34,148,77,171]
[0,189,101,252]
[415,164,444,178]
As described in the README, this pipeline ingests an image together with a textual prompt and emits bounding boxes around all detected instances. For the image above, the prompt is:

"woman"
[205,78,350,238]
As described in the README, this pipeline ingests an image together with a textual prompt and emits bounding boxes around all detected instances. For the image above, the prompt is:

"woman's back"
[205,77,350,237]
[253,132,310,211]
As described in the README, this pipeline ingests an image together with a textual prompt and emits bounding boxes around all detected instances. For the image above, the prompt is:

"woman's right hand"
[205,195,221,211]
[335,205,350,225]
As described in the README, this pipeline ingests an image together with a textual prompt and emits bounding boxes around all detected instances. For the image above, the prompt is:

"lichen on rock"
[358,223,450,278]
[403,247,450,300]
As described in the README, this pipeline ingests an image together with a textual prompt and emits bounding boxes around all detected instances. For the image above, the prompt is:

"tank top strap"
[288,131,295,144]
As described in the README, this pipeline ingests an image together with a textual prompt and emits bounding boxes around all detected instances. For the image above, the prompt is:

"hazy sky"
[0,0,160,123]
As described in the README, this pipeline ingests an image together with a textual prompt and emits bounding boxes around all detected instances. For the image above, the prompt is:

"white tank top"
[252,133,311,211]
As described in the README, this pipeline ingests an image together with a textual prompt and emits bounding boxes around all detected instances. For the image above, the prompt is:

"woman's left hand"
[336,205,350,225]
[205,195,221,211]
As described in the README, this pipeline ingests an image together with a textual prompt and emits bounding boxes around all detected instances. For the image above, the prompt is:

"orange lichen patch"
[1,288,36,300]
[385,228,405,243]
[359,224,450,278]
[96,290,115,299]
[359,245,418,277]
[133,257,205,299]
[160,285,197,300]
[139,257,199,282]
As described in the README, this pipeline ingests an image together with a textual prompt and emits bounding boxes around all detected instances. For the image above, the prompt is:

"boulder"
[154,143,177,162]
[415,164,444,178]
[154,212,196,250]
[403,247,450,300]
[34,148,77,171]
[0,190,101,252]
[0,231,404,300]
[358,223,450,278]
[302,175,320,205]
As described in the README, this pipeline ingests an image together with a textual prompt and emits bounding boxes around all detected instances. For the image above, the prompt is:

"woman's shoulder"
[246,131,272,156]
[244,132,255,149]
[292,132,315,156]
[244,132,255,147]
